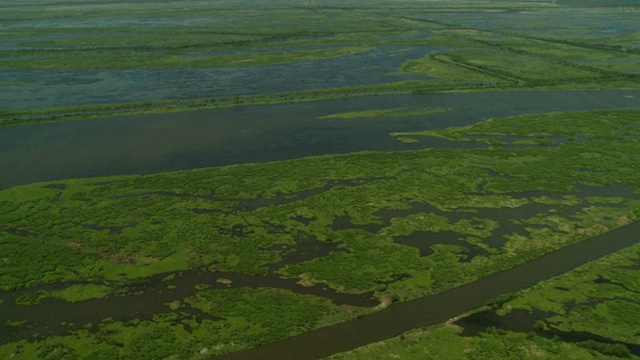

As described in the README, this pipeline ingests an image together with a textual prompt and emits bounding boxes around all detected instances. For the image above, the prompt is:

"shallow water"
[2,90,639,189]
[457,306,640,355]
[0,46,438,110]
[0,265,377,344]
[1,181,637,353]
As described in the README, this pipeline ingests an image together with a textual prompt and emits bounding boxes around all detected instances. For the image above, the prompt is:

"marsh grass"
[330,241,640,359]
[3,109,640,295]
[3,106,640,358]
[0,47,372,70]
[318,107,446,120]
[3,1,640,358]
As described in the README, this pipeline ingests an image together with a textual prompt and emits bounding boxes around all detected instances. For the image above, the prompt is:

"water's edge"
[2,90,640,189]
[217,221,640,360]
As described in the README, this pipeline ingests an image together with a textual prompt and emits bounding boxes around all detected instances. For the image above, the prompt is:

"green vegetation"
[50,284,113,303]
[0,81,435,128]
[0,287,347,359]
[4,0,640,124]
[402,54,508,82]
[503,246,640,345]
[0,46,371,70]
[330,241,640,359]
[392,5,640,93]
[5,109,640,293]
[2,0,640,116]
[330,325,608,359]
[318,107,446,120]
[1,1,401,70]
[187,288,340,349]
[400,39,639,89]
[15,290,48,306]
[3,0,640,359]
[13,284,112,305]
[3,108,640,358]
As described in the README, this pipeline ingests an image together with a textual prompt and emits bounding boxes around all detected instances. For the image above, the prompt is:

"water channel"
[1,90,639,189]
[218,221,640,359]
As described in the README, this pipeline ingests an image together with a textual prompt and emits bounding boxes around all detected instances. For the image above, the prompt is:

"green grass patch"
[401,54,503,82]
[0,46,371,70]
[318,107,446,119]
[49,284,113,303]
[503,242,640,345]
[332,241,640,359]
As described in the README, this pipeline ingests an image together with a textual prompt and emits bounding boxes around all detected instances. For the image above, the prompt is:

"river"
[1,90,639,188]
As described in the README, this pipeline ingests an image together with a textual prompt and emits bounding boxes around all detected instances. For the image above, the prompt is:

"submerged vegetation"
[2,0,640,359]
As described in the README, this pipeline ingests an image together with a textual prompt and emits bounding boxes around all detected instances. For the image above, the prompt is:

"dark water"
[331,214,380,233]
[457,308,550,336]
[339,184,637,256]
[0,266,377,344]
[393,230,489,259]
[458,307,640,355]
[2,90,639,189]
[218,221,640,360]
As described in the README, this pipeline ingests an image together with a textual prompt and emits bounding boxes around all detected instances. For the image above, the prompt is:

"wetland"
[2,0,640,359]
[2,90,639,189]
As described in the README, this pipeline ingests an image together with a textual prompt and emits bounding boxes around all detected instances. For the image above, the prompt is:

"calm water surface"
[1,90,639,188]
